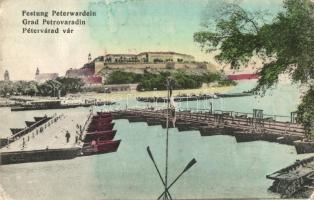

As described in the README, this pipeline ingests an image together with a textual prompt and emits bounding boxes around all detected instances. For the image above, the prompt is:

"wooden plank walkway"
[111,108,305,137]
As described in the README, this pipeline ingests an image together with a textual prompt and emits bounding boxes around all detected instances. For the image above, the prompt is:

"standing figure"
[91,140,97,152]
[22,138,25,149]
[65,131,71,143]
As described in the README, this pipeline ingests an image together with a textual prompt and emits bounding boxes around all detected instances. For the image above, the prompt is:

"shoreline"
[0,85,233,104]
[72,85,233,101]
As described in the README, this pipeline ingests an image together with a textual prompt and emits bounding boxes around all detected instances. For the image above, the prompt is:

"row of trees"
[194,0,314,136]
[0,77,84,97]
[106,70,236,91]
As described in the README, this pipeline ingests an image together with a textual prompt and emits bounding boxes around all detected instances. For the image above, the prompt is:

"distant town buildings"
[4,70,10,81]
[65,65,103,85]
[104,84,138,92]
[34,67,59,83]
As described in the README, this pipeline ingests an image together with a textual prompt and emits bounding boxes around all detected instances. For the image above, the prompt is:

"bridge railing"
[115,108,305,136]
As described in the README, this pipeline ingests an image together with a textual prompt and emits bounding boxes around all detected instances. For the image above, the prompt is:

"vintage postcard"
[0,0,313,199]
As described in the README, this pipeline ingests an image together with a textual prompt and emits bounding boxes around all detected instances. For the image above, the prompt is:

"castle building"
[137,52,194,63]
[65,58,103,85]
[4,70,10,81]
[65,51,199,83]
[96,51,195,64]
[34,68,59,83]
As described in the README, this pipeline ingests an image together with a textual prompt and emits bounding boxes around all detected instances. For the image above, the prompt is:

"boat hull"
[0,148,80,165]
[82,140,121,155]
[90,119,112,125]
[87,123,115,132]
[97,112,112,117]
[84,130,117,142]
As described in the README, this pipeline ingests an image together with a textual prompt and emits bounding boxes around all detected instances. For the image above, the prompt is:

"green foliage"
[0,77,83,97]
[105,70,233,91]
[194,0,314,92]
[194,0,314,135]
[106,71,142,84]
[0,81,16,96]
[297,88,314,138]
[136,71,170,91]
[218,79,237,86]
[56,77,84,96]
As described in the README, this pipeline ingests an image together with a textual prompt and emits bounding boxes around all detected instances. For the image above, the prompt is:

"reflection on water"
[0,80,309,200]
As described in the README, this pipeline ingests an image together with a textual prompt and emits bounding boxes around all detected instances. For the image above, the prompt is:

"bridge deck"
[0,111,89,153]
[111,109,305,137]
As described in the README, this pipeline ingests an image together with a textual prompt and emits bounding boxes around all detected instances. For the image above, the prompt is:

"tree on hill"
[56,77,84,96]
[0,81,15,97]
[194,0,314,137]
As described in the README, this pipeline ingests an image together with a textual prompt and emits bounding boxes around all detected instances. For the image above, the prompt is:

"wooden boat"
[82,140,121,155]
[87,123,115,132]
[89,120,113,127]
[8,116,52,140]
[97,112,112,117]
[34,116,46,121]
[90,117,113,124]
[25,121,36,127]
[11,100,106,112]
[10,128,24,135]
[84,130,117,142]
[88,122,114,128]
[215,92,253,98]
[92,115,112,120]
[0,147,80,165]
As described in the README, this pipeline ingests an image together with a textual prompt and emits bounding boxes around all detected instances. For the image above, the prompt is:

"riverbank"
[0,98,17,107]
[74,85,233,101]
[0,85,233,104]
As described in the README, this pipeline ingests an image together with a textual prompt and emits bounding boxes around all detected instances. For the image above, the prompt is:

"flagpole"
[146,146,172,200]
[146,77,196,200]
[164,77,171,200]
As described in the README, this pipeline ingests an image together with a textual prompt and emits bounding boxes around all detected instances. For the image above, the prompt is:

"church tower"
[35,67,40,75]
[4,70,9,81]
[88,53,92,63]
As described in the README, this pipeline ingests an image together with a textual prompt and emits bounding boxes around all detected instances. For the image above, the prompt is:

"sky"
[0,0,283,80]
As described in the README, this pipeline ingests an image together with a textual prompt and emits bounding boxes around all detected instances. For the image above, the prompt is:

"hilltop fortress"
[66,51,216,85]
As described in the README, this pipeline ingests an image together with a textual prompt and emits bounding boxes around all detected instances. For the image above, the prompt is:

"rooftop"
[102,51,194,58]
[35,73,59,81]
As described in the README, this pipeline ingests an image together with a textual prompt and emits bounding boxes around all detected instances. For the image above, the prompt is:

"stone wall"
[95,62,214,74]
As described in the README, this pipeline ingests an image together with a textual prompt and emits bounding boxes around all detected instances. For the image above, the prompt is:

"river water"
[0,80,312,200]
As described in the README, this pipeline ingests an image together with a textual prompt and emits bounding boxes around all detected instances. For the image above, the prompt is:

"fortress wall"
[95,62,203,74]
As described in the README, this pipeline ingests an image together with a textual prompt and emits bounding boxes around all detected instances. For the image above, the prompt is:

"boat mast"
[146,77,196,200]
[164,77,171,200]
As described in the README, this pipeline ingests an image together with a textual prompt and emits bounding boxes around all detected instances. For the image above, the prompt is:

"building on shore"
[34,68,59,83]
[65,66,103,86]
[227,73,259,81]
[4,70,10,81]
[104,84,138,92]
[65,53,103,86]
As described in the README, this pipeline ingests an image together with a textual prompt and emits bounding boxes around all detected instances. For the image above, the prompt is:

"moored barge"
[11,99,115,111]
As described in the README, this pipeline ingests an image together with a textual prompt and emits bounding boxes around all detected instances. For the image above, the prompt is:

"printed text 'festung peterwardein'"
[21,10,96,34]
